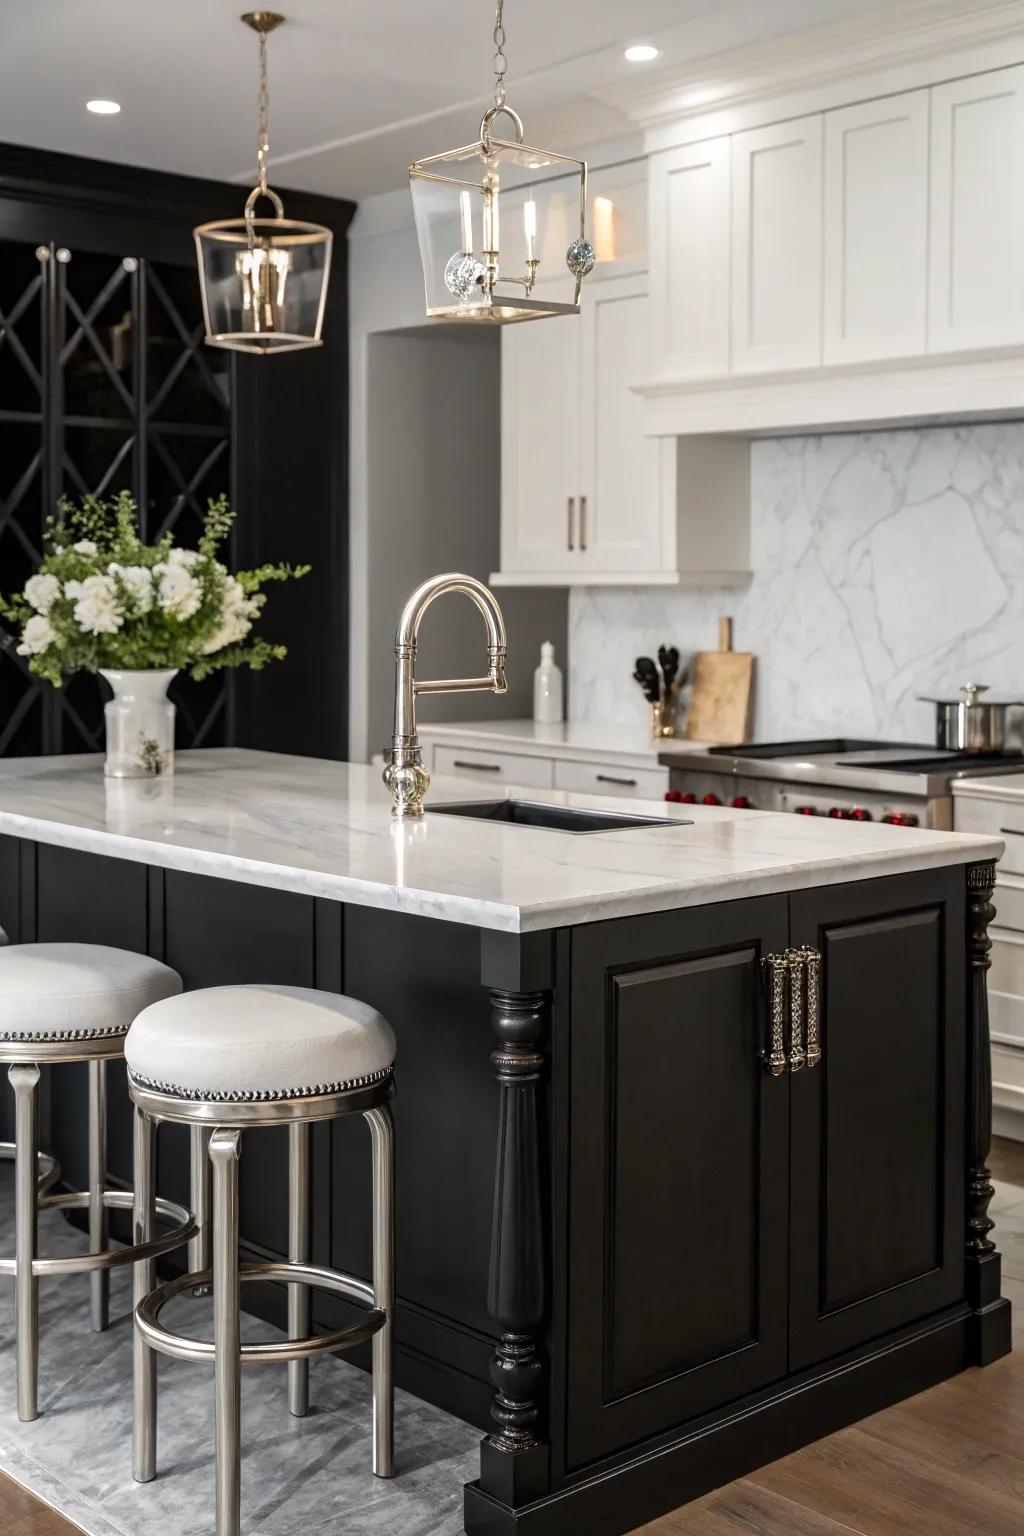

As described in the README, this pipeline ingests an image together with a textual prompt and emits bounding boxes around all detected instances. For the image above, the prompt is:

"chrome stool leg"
[11,1063,40,1423]
[132,1107,157,1483]
[189,1125,213,1294]
[212,1128,242,1536]
[367,1102,395,1478]
[288,1121,311,1418]
[88,1059,109,1332]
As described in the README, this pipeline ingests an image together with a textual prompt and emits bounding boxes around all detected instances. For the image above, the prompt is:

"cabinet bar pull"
[567,496,575,552]
[580,494,588,552]
[786,947,806,1072]
[762,954,788,1076]
[596,774,637,787]
[452,760,501,772]
[804,948,822,1068]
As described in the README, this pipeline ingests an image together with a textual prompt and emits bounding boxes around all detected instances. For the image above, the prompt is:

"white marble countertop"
[955,773,1024,802]
[416,718,702,767]
[0,750,1002,934]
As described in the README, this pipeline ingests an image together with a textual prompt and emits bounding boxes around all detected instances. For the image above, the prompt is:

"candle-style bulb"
[459,190,473,256]
[524,199,537,263]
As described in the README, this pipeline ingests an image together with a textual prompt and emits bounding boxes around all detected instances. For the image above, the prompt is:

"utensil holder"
[650,688,678,739]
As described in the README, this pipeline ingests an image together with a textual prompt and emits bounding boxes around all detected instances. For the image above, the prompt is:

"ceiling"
[1,0,910,203]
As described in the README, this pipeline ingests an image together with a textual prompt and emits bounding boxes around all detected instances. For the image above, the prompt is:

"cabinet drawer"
[553,759,669,799]
[991,929,1024,1002]
[955,795,1024,874]
[994,879,1024,934]
[432,745,554,789]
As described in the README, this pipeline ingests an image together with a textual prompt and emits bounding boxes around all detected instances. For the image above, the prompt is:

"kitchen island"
[0,748,1010,1536]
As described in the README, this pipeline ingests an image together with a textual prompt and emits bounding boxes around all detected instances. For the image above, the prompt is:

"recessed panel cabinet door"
[788,870,965,1371]
[824,91,929,364]
[578,275,668,574]
[567,896,790,1468]
[500,300,580,574]
[648,136,731,380]
[732,116,824,373]
[930,66,1024,352]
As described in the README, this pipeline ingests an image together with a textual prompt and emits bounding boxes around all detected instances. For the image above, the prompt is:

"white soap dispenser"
[533,641,564,724]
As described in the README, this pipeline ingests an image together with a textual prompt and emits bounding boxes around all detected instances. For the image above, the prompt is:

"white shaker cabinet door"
[731,116,824,373]
[500,303,580,574]
[648,136,731,380]
[824,91,929,364]
[929,65,1024,353]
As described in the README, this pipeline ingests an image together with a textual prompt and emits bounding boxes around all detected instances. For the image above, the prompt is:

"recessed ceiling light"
[86,99,121,115]
[624,44,660,63]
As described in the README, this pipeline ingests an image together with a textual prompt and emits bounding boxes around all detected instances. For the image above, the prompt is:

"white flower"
[108,563,153,614]
[154,562,202,621]
[23,573,61,613]
[201,575,258,654]
[64,579,84,600]
[72,539,98,556]
[71,574,123,636]
[167,547,202,568]
[17,614,56,655]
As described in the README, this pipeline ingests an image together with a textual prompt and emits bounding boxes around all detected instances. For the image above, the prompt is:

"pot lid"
[918,683,1024,705]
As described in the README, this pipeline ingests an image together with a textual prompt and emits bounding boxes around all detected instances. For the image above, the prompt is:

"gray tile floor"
[0,1167,479,1535]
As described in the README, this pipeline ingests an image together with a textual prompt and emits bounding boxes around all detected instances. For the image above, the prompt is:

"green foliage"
[0,493,309,689]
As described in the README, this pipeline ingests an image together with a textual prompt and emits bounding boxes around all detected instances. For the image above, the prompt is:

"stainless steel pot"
[919,684,1022,753]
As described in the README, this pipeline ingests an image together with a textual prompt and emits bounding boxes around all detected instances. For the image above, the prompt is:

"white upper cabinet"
[648,138,731,380]
[731,117,824,373]
[823,91,929,364]
[500,299,580,575]
[929,65,1024,353]
[578,275,665,574]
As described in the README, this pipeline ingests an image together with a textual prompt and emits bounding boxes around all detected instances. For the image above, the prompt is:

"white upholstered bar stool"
[0,943,194,1421]
[124,983,396,1536]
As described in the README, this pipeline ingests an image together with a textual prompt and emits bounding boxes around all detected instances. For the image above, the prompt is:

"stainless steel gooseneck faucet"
[383,573,508,817]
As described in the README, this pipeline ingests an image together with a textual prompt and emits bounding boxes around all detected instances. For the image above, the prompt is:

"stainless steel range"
[659,738,1024,829]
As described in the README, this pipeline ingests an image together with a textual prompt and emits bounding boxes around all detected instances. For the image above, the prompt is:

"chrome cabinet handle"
[596,774,637,787]
[567,496,575,552]
[452,760,501,772]
[580,494,588,552]
[762,954,788,1076]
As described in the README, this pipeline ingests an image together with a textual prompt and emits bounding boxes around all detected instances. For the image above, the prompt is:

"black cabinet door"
[566,895,790,1469]
[788,869,966,1370]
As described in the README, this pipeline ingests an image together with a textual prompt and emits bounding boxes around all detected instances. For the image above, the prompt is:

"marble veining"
[0,750,1000,933]
[569,424,1024,743]
[0,1167,478,1535]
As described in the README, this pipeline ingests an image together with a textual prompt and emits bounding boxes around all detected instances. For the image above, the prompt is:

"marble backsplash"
[568,424,1024,745]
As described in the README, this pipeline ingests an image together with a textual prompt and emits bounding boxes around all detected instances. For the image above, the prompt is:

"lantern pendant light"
[194,11,332,354]
[409,0,594,324]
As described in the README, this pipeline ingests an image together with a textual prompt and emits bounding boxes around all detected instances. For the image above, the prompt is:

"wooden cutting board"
[686,617,755,745]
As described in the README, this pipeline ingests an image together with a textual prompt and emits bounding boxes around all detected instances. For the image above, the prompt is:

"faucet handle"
[383,749,430,819]
[489,644,508,696]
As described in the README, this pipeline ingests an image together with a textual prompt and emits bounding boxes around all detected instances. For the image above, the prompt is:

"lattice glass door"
[0,241,233,756]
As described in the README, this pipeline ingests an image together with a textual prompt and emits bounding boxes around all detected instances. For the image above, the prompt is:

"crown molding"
[597,0,1024,132]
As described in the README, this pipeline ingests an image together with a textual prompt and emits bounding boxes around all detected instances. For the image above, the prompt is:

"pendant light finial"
[409,0,592,325]
[194,11,332,355]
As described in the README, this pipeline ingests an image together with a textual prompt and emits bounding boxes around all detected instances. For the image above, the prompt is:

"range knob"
[680,792,697,804]
[828,807,849,819]
[882,812,919,827]
[849,807,872,821]
[664,790,683,803]
[795,805,817,815]
[731,795,753,809]
[702,793,721,806]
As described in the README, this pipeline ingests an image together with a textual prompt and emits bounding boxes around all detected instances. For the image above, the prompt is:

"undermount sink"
[428,799,691,834]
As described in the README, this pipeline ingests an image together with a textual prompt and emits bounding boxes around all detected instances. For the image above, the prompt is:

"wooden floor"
[4,1141,1024,1536]
[633,1135,1024,1536]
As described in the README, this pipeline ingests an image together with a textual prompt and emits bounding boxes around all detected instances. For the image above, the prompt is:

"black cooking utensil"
[658,645,680,693]
[633,656,661,704]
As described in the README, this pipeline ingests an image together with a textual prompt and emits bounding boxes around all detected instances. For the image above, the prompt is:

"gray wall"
[365,328,566,757]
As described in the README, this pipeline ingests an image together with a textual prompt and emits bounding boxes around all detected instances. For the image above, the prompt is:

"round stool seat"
[0,943,182,1043]
[125,984,396,1102]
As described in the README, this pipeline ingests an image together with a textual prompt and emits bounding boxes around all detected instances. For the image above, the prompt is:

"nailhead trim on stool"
[0,1025,129,1044]
[128,1064,395,1103]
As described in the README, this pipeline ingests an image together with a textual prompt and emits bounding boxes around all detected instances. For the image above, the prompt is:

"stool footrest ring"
[0,1191,195,1277]
[136,1260,387,1364]
[0,1141,60,1194]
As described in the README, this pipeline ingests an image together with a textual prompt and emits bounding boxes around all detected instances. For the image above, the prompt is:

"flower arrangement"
[0,492,309,688]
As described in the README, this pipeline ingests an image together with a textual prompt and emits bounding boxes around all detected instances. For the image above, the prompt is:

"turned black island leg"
[465,933,554,1531]
[966,859,1012,1364]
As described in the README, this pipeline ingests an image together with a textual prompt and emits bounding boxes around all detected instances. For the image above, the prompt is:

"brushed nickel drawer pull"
[596,774,637,787]
[762,954,788,1076]
[567,496,575,552]
[580,494,588,552]
[452,760,501,772]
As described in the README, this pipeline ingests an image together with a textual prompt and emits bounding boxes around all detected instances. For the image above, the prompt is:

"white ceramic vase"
[100,668,177,778]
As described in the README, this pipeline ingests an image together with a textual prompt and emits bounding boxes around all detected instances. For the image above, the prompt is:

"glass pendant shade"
[410,105,592,324]
[195,191,332,354]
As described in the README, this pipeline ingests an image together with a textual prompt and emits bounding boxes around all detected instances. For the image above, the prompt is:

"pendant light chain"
[492,0,507,108]
[256,26,271,197]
